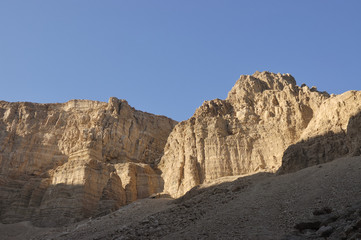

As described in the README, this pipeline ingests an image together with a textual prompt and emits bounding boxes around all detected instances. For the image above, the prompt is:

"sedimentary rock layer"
[0,98,176,226]
[2,71,360,227]
[159,71,361,198]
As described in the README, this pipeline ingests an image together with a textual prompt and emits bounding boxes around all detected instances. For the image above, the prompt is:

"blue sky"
[0,1,360,121]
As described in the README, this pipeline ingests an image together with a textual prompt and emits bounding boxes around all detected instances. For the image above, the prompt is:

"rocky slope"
[10,155,360,240]
[285,201,361,239]
[159,71,361,198]
[0,98,177,226]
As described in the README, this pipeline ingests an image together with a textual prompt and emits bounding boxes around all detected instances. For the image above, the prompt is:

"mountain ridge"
[1,71,360,240]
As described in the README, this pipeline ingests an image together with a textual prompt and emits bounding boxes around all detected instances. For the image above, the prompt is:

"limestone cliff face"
[0,98,176,226]
[2,71,360,226]
[114,162,163,204]
[159,71,331,198]
[279,90,361,173]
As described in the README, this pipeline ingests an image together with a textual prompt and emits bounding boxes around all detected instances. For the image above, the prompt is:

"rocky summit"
[1,71,361,239]
[160,71,361,198]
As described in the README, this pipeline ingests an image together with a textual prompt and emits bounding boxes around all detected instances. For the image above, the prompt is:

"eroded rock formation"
[1,71,360,228]
[0,98,177,226]
[159,71,361,198]
[279,90,361,173]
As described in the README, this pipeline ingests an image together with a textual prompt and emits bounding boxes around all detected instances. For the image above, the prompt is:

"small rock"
[182,202,191,208]
[229,185,244,192]
[313,206,332,216]
[141,219,150,224]
[316,225,333,237]
[320,213,339,225]
[151,219,159,227]
[294,221,321,231]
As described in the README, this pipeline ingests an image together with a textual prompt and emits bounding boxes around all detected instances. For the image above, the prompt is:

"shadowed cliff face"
[159,71,361,198]
[0,98,177,226]
[279,94,361,173]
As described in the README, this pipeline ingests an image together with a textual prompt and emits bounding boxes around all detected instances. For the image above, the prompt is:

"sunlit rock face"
[159,71,333,198]
[0,98,177,226]
[160,72,361,198]
[2,71,361,227]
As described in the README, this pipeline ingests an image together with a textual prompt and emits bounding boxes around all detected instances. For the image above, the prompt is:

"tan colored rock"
[159,71,330,198]
[160,72,361,198]
[279,90,361,173]
[114,162,163,203]
[2,71,360,229]
[0,98,176,226]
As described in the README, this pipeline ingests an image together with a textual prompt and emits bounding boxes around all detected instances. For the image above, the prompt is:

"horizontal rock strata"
[2,71,360,228]
[0,98,176,226]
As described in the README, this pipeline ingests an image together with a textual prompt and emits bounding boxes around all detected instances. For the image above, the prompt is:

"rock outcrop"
[0,98,177,226]
[159,71,361,198]
[285,202,361,239]
[279,90,361,173]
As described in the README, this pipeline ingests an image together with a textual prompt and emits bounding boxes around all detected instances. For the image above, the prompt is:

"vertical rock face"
[159,71,331,198]
[279,91,361,173]
[114,162,163,203]
[2,71,360,227]
[0,98,177,226]
[160,71,361,198]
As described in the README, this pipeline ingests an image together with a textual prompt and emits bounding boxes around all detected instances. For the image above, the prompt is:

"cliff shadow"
[278,110,361,174]
[0,128,86,227]
[172,172,273,204]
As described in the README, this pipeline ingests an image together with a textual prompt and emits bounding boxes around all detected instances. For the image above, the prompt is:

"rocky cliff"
[2,71,360,228]
[159,71,361,198]
[279,90,361,173]
[0,98,177,226]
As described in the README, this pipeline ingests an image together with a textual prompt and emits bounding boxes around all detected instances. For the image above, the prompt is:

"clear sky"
[0,1,360,121]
